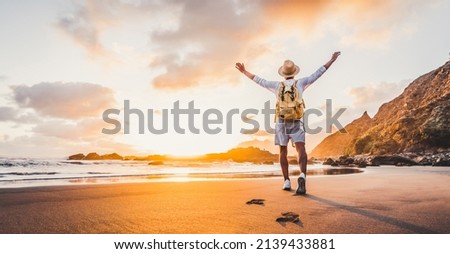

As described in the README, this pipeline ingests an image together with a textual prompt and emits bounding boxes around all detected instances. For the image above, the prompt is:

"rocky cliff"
[311,61,450,157]
[310,111,374,157]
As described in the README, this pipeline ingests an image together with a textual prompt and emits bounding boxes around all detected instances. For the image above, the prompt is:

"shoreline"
[0,166,449,233]
[0,163,448,189]
[0,161,364,189]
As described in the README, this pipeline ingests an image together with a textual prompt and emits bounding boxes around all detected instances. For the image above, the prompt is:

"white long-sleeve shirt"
[252,66,327,97]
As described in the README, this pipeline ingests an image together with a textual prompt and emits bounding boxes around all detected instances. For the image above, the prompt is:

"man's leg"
[295,142,307,175]
[295,142,307,194]
[279,145,289,181]
[275,121,290,190]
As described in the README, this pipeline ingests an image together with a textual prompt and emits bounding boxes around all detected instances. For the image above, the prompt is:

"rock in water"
[323,158,335,165]
[433,158,450,166]
[289,159,298,164]
[83,152,101,160]
[68,153,85,160]
[100,153,123,160]
[371,155,418,166]
[148,160,164,165]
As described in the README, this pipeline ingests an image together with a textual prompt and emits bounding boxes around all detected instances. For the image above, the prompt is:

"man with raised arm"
[235,51,341,194]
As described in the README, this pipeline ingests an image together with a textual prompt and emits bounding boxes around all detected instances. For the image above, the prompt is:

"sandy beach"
[0,166,449,234]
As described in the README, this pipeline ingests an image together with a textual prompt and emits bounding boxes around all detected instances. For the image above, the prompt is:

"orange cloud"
[262,0,330,31]
[57,0,437,89]
[263,0,433,47]
[148,1,272,89]
[149,0,435,89]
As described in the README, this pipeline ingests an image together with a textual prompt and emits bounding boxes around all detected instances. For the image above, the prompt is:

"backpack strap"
[293,80,299,100]
[275,82,284,122]
[279,81,286,101]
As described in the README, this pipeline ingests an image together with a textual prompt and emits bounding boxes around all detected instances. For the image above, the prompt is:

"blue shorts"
[275,119,305,146]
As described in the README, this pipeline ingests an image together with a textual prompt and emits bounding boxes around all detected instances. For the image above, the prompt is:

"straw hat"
[278,60,300,78]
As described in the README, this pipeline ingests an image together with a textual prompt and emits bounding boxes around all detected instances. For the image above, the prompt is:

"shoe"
[296,175,306,195]
[282,179,291,190]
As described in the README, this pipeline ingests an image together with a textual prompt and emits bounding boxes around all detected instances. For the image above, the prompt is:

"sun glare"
[122,132,243,156]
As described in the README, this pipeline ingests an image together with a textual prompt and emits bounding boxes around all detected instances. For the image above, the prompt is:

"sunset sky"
[0,0,449,158]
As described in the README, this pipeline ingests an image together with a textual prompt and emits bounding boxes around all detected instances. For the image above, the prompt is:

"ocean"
[0,158,369,188]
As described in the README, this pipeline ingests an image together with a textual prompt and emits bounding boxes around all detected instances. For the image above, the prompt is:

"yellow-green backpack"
[275,80,305,121]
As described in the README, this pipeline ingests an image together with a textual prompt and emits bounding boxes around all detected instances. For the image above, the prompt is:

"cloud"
[149,0,436,89]
[0,110,136,158]
[0,107,16,121]
[57,0,272,89]
[331,0,417,47]
[0,107,40,124]
[149,0,270,90]
[261,0,330,32]
[0,75,6,82]
[263,0,437,48]
[56,0,141,57]
[0,79,133,158]
[348,80,410,115]
[0,133,137,158]
[58,3,105,56]
[11,82,115,119]
[57,0,179,57]
[32,118,107,141]
[0,109,136,158]
[57,0,436,89]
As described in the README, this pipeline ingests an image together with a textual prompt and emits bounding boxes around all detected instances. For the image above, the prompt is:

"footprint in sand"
[276,212,301,225]
[246,199,265,205]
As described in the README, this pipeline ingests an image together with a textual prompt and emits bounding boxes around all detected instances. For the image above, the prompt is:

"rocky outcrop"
[68,153,85,160]
[203,147,278,163]
[433,158,450,166]
[312,61,450,157]
[100,153,123,160]
[322,155,369,167]
[83,152,102,160]
[370,155,418,166]
[320,152,450,167]
[148,160,164,165]
[311,111,374,157]
[68,152,123,160]
[67,147,279,164]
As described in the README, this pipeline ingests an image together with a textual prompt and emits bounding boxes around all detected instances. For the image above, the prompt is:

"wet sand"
[0,166,449,233]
